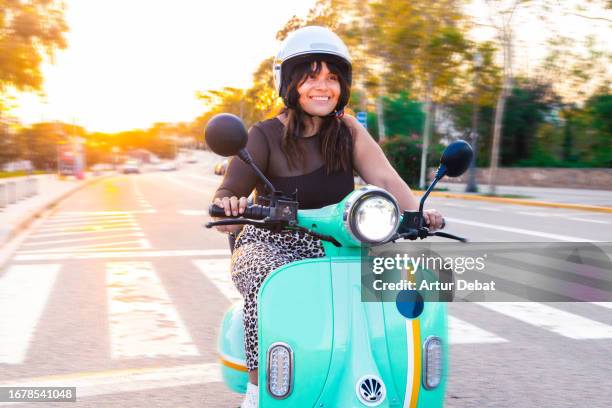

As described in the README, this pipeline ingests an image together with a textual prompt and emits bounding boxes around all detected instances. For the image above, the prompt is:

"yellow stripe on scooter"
[220,357,249,372]
[409,319,421,408]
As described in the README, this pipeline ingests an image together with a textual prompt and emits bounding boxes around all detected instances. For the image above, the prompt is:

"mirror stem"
[418,164,446,218]
[238,149,276,193]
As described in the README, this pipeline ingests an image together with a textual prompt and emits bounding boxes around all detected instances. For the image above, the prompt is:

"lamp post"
[465,52,483,193]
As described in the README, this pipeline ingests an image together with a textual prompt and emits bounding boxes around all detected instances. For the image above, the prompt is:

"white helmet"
[273,26,352,111]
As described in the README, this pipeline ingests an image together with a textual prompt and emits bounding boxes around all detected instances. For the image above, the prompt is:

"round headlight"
[345,188,400,243]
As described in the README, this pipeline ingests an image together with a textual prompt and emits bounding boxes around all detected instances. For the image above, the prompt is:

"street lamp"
[465,51,483,193]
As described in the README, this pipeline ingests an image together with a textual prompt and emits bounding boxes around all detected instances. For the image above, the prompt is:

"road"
[0,151,610,407]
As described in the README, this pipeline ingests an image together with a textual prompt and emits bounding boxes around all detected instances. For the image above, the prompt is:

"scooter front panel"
[258,258,334,407]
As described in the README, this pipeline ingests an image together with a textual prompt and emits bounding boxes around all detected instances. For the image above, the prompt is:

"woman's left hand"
[423,209,444,231]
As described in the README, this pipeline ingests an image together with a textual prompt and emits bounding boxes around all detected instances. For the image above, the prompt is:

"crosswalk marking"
[22,232,145,247]
[0,363,221,405]
[448,316,508,345]
[0,264,61,364]
[37,221,138,233]
[106,261,199,359]
[51,210,156,216]
[17,240,149,254]
[29,226,142,239]
[476,302,612,339]
[44,216,134,226]
[15,249,230,261]
[193,258,241,302]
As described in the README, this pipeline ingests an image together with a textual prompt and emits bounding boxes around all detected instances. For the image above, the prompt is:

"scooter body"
[218,193,448,407]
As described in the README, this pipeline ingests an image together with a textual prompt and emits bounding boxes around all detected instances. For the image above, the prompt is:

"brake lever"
[205,219,270,229]
[429,231,468,243]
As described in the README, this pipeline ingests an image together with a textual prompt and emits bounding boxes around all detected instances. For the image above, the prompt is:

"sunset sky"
[11,0,610,133]
[13,0,316,132]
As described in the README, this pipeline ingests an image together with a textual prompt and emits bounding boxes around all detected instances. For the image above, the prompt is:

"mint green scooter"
[205,114,473,407]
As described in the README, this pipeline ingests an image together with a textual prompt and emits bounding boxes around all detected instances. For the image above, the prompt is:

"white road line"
[0,363,221,404]
[474,205,503,212]
[44,216,134,226]
[591,302,612,310]
[476,302,612,339]
[517,211,558,217]
[567,217,610,224]
[0,264,61,364]
[37,221,138,232]
[106,261,200,359]
[193,258,241,302]
[444,217,600,242]
[29,227,142,239]
[51,210,156,216]
[448,315,508,345]
[438,202,470,208]
[22,232,145,247]
[14,249,231,261]
[17,241,148,254]
[179,210,209,216]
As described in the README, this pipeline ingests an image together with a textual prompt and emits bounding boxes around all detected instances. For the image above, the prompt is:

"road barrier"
[0,177,39,209]
[0,184,5,209]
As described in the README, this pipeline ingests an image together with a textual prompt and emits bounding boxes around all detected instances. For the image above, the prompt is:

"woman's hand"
[423,209,444,231]
[213,196,248,234]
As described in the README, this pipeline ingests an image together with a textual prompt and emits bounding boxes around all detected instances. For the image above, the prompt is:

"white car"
[121,160,140,174]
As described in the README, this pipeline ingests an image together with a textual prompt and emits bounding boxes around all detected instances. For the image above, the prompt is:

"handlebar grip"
[208,204,270,220]
[209,204,227,217]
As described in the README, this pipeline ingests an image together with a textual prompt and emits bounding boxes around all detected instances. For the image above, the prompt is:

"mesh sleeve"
[213,124,269,200]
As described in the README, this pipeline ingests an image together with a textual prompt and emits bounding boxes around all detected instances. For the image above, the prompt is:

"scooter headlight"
[266,342,293,399]
[422,336,443,390]
[344,187,400,243]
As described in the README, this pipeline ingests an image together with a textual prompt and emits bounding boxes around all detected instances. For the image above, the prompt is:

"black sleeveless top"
[214,117,354,209]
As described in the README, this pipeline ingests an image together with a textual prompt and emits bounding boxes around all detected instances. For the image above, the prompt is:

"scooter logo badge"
[356,375,386,406]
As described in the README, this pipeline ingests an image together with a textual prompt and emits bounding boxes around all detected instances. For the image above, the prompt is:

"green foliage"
[500,79,555,165]
[382,92,425,137]
[380,136,423,186]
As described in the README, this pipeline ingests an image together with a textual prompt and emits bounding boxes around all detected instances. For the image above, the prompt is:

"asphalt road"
[0,151,610,407]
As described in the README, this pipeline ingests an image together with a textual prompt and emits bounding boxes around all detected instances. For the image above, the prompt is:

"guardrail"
[0,177,39,210]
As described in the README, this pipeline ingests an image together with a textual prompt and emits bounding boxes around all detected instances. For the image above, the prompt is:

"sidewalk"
[436,182,612,207]
[0,173,110,248]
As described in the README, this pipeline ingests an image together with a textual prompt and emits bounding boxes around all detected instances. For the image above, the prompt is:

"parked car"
[121,159,140,174]
[214,159,229,175]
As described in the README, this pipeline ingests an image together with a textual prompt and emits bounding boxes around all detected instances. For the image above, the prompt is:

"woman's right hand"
[213,196,248,234]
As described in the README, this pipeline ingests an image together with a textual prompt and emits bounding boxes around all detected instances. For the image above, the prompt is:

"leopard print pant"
[230,224,325,371]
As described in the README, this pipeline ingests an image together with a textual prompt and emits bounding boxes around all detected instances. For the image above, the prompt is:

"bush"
[380,136,422,187]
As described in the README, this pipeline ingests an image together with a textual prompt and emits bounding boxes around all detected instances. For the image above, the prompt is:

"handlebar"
[208,204,270,220]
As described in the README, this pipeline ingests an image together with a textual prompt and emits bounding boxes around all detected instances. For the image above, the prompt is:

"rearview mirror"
[204,113,247,157]
[438,140,473,178]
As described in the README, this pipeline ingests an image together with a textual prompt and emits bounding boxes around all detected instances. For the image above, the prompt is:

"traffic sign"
[356,111,368,129]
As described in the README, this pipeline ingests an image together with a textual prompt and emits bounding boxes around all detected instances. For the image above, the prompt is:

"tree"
[366,0,469,187]
[1,0,68,167]
[0,0,68,94]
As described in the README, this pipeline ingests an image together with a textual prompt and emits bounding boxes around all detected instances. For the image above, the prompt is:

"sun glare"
[12,0,316,133]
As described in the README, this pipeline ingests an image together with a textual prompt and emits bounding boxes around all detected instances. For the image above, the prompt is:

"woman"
[213,26,444,408]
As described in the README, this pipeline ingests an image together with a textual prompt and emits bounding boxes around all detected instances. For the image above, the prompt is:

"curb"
[417,190,612,214]
[0,174,113,250]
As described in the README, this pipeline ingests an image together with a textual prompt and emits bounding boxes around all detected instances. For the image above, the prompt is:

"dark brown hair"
[281,59,352,175]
